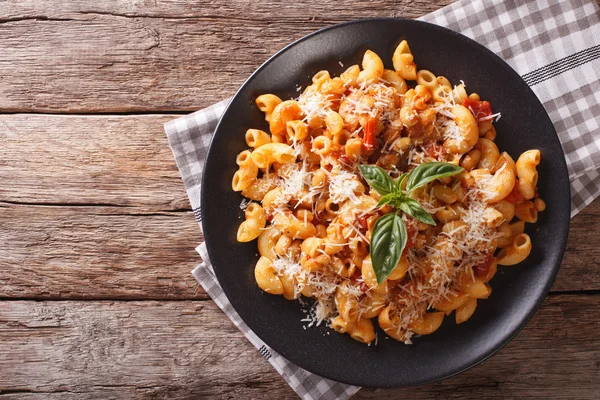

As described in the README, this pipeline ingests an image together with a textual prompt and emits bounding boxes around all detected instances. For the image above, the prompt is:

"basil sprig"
[359,162,463,284]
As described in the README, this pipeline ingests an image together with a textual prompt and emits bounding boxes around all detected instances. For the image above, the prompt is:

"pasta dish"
[231,40,544,344]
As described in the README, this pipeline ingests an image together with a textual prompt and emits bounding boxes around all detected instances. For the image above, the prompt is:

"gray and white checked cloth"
[164,0,600,398]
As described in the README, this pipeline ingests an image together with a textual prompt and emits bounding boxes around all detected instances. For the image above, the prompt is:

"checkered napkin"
[164,0,600,398]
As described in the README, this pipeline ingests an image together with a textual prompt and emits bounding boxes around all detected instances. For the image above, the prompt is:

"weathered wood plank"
[0,204,206,300]
[0,0,453,113]
[0,296,597,399]
[0,114,189,211]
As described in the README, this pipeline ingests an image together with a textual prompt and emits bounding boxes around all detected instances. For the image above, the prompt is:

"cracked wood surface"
[0,297,598,399]
[1,0,599,398]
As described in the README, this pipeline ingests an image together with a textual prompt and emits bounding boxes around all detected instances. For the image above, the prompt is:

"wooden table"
[1,1,598,398]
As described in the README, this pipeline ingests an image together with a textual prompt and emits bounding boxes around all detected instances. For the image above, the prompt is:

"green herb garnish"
[359,162,464,284]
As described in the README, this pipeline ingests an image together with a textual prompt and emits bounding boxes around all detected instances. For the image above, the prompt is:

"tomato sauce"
[462,99,493,122]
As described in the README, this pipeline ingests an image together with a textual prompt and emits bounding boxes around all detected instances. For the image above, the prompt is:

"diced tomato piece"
[330,150,343,159]
[339,154,353,166]
[356,214,369,231]
[462,99,493,122]
[362,117,378,152]
[473,253,494,279]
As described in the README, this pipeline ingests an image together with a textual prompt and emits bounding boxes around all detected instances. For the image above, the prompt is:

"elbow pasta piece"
[496,222,513,248]
[250,143,295,168]
[241,176,277,201]
[257,225,281,261]
[433,292,469,313]
[358,50,384,84]
[348,318,376,343]
[491,200,516,222]
[361,255,379,289]
[472,164,516,203]
[516,150,541,200]
[333,129,351,147]
[475,138,500,170]
[482,207,505,227]
[312,70,331,88]
[510,220,526,236]
[255,94,282,122]
[269,100,303,135]
[245,129,272,148]
[312,136,333,156]
[232,165,258,191]
[340,64,360,86]
[452,84,468,102]
[497,233,532,265]
[496,151,517,175]
[286,120,309,141]
[534,198,546,212]
[459,279,492,299]
[416,69,438,91]
[273,213,317,239]
[254,256,283,294]
[460,149,481,172]
[335,289,359,323]
[378,306,408,342]
[236,150,254,167]
[435,204,464,223]
[325,111,344,136]
[382,69,408,94]
[515,200,538,223]
[478,119,493,136]
[409,312,444,335]
[455,297,477,324]
[432,85,452,103]
[387,253,408,280]
[274,234,293,257]
[321,77,346,95]
[432,183,457,204]
[436,75,452,88]
[237,203,266,242]
[331,315,351,334]
[443,105,479,154]
[280,273,299,300]
[392,40,417,80]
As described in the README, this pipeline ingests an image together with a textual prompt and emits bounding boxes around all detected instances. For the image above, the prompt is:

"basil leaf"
[405,162,464,193]
[395,173,408,192]
[359,165,396,196]
[376,193,395,208]
[370,213,407,285]
[397,197,436,225]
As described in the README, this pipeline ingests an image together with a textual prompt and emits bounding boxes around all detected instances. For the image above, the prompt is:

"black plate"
[201,18,570,387]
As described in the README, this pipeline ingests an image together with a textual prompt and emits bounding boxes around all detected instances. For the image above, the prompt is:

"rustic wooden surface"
[0,0,598,399]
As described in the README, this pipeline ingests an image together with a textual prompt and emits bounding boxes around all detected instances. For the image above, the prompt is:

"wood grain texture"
[0,203,206,300]
[0,0,451,113]
[0,296,597,399]
[0,114,189,210]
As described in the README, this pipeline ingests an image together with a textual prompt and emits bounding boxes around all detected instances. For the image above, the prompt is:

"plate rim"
[200,17,571,387]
